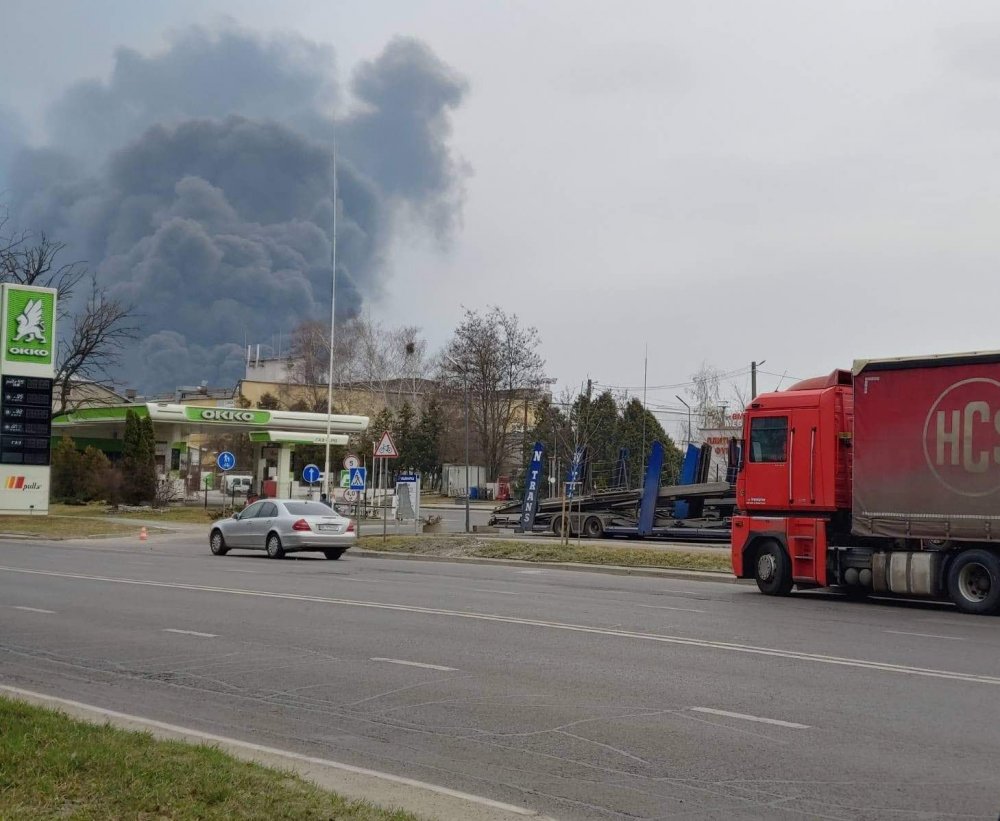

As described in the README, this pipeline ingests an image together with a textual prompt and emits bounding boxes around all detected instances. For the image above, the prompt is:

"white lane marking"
[217,568,260,574]
[884,630,967,642]
[2,565,999,686]
[163,628,218,638]
[11,605,55,614]
[690,707,810,730]
[0,684,539,818]
[637,603,706,614]
[472,588,520,595]
[370,657,458,672]
[517,570,544,574]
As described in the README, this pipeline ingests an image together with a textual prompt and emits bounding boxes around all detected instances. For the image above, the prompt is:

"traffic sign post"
[302,463,321,500]
[348,466,367,543]
[216,451,236,511]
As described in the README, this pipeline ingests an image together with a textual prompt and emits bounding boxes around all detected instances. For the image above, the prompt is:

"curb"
[0,685,554,821]
[351,547,736,583]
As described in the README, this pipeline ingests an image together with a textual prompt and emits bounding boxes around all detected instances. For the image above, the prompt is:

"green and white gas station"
[51,403,370,498]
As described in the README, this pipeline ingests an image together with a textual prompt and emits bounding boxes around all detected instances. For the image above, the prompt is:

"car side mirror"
[231,512,240,520]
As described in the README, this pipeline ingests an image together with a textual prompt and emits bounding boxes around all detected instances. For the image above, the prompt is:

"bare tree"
[286,315,431,412]
[53,279,137,416]
[441,306,547,480]
[1,212,137,416]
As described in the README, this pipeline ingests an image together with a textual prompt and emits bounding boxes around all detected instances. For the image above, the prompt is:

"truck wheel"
[550,516,565,537]
[754,541,793,596]
[583,517,604,539]
[947,549,1000,615]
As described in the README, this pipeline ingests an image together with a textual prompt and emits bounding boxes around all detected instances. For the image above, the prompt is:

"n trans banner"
[517,441,545,532]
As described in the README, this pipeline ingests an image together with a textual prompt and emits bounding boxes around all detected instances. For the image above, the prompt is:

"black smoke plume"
[2,26,467,392]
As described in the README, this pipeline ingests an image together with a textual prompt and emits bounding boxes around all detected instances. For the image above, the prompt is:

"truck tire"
[550,516,565,537]
[946,549,1000,615]
[754,540,793,596]
[583,516,604,539]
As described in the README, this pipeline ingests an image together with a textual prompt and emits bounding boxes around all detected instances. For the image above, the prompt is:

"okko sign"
[0,284,58,515]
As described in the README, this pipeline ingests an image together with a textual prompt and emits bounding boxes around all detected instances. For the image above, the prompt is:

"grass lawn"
[50,503,227,524]
[361,534,733,573]
[0,514,148,539]
[0,697,419,821]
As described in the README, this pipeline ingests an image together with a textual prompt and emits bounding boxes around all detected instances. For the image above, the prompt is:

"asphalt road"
[2,531,999,820]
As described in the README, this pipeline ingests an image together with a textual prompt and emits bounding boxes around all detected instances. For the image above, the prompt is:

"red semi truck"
[731,350,1000,614]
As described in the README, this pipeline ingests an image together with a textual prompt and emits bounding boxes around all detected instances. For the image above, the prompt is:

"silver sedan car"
[209,499,356,560]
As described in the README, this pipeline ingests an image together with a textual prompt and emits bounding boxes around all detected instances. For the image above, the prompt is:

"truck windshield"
[749,416,788,463]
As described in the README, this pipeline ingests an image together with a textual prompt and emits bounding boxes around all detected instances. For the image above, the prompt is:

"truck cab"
[731,370,854,593]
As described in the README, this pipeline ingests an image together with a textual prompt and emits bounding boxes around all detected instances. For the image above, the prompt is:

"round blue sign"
[302,464,321,484]
[216,451,236,471]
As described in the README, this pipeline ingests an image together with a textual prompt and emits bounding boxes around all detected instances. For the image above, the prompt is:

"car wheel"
[324,549,346,560]
[753,540,793,596]
[209,529,228,556]
[266,532,285,559]
[947,549,1000,615]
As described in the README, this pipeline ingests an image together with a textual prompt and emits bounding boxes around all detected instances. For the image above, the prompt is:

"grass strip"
[360,535,732,573]
[0,516,149,539]
[0,696,419,820]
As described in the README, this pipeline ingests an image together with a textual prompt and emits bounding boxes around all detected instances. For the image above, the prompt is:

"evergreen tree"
[139,416,158,503]
[120,410,142,504]
[411,398,445,480]
[79,446,113,502]
[619,398,682,486]
[51,437,83,502]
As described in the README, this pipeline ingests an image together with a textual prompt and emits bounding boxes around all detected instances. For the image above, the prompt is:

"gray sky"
[3,0,1000,422]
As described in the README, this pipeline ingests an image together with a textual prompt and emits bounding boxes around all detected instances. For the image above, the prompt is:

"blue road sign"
[349,467,367,489]
[302,464,321,484]
[216,451,236,471]
[397,473,419,482]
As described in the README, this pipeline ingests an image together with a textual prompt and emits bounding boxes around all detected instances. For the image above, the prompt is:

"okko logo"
[923,378,1000,497]
[6,288,54,364]
[201,409,255,422]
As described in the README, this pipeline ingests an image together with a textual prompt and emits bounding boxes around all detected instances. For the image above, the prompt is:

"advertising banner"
[517,441,545,532]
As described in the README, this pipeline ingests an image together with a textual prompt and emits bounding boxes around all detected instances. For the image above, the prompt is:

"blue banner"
[517,441,546,532]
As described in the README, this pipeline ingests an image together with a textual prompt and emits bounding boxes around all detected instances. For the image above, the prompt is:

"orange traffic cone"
[139,527,148,542]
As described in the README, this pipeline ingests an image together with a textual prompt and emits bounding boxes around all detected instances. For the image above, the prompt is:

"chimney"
[125,388,137,401]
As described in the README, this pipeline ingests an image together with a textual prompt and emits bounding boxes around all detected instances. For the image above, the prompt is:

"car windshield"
[283,502,337,516]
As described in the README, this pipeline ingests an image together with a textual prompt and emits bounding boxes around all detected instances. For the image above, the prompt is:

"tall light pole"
[444,354,471,533]
[322,142,338,502]
[675,395,691,448]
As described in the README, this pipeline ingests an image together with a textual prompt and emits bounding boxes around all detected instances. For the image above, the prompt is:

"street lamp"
[444,354,471,534]
[322,142,339,503]
[675,395,692,448]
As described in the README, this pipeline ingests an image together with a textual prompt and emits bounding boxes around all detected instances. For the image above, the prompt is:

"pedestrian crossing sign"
[349,467,367,489]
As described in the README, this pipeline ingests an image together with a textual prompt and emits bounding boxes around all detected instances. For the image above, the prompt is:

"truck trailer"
[731,350,1000,614]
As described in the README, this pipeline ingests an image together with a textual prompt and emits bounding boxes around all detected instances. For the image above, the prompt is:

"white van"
[223,475,252,495]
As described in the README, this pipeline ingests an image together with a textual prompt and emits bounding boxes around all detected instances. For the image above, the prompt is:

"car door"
[248,502,278,548]
[228,501,264,547]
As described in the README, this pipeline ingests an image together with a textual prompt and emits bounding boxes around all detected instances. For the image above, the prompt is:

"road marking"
[11,605,55,614]
[517,570,545,574]
[0,684,541,818]
[637,603,706,614]
[690,707,810,729]
[163,628,218,638]
[217,568,260,574]
[370,658,458,672]
[884,630,967,642]
[2,565,999,687]
[472,588,520,595]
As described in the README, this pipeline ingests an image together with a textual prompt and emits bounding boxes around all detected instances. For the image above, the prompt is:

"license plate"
[318,524,340,532]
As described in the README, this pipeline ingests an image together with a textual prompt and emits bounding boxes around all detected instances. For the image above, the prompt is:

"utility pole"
[751,361,757,400]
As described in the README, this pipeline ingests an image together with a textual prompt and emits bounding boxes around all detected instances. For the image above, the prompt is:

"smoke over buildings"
[1,25,468,392]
